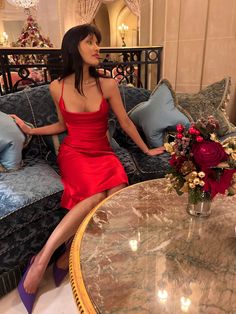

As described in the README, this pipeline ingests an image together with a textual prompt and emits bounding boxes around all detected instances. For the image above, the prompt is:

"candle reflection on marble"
[137,231,141,242]
[186,217,203,242]
[129,239,138,252]
[157,289,168,303]
[180,296,191,312]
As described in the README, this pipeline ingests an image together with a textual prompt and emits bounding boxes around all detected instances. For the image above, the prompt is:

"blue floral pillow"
[0,111,26,171]
[128,79,191,147]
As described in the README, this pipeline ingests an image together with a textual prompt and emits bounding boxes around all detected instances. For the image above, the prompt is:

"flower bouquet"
[164,116,236,216]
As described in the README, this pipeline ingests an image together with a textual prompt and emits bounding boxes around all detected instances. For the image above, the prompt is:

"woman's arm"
[11,80,67,136]
[104,79,165,156]
[10,115,66,135]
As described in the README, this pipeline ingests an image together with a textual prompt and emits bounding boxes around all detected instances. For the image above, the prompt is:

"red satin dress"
[57,82,128,210]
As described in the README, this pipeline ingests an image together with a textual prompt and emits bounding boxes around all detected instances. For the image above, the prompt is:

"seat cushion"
[130,150,171,180]
[0,159,66,297]
[0,159,64,238]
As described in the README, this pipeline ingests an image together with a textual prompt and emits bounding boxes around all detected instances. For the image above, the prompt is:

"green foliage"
[188,188,211,204]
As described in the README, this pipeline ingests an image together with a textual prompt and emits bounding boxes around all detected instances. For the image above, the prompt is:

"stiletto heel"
[53,261,69,287]
[17,257,37,314]
[53,241,71,287]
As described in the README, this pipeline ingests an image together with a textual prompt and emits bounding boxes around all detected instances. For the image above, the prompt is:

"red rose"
[192,140,228,170]
[204,169,236,198]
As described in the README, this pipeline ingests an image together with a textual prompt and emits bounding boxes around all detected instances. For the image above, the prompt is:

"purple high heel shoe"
[53,261,69,287]
[53,241,72,287]
[17,257,37,314]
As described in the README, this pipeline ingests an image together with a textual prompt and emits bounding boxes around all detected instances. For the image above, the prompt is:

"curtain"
[75,0,140,25]
[102,0,140,17]
[75,0,101,25]
[124,0,140,17]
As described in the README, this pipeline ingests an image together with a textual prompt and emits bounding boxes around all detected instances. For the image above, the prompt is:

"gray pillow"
[177,77,236,137]
[128,79,190,147]
[0,111,25,171]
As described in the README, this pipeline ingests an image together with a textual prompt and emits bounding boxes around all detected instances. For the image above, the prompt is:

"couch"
[0,77,235,297]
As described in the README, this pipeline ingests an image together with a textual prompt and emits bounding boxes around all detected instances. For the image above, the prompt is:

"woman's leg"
[56,183,127,269]
[55,237,73,270]
[23,191,106,293]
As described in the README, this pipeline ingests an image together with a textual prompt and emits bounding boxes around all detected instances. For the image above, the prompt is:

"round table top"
[70,179,236,314]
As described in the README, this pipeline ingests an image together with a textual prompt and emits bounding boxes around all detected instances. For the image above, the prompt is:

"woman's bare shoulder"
[49,79,61,91]
[100,77,118,97]
[100,77,116,86]
[49,79,62,102]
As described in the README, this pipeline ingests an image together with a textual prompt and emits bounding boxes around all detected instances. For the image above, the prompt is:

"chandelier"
[6,0,39,9]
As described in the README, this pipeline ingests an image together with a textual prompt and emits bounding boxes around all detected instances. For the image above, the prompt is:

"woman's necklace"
[84,79,95,85]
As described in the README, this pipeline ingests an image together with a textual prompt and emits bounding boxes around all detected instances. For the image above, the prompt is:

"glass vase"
[187,191,212,217]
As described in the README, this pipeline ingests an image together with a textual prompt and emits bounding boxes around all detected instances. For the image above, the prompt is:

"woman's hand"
[146,146,166,156]
[9,114,33,135]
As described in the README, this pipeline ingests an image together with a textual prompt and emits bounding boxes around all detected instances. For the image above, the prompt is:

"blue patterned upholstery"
[0,86,66,297]
[0,160,63,217]
[0,77,234,297]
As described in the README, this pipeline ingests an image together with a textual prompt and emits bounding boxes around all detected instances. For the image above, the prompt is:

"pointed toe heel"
[17,258,37,314]
[53,262,69,287]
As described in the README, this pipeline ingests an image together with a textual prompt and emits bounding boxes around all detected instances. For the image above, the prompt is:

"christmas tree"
[12,15,53,64]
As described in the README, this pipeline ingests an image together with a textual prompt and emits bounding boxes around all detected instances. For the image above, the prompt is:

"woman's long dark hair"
[59,24,103,95]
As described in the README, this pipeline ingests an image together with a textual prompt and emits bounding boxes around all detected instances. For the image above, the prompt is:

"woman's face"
[78,33,100,66]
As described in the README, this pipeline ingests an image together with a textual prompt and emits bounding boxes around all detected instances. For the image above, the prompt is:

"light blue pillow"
[128,79,190,147]
[0,111,25,171]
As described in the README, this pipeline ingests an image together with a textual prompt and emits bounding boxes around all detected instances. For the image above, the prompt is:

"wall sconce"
[118,23,129,47]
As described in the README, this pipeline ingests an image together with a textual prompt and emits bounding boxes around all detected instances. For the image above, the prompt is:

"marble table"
[70,179,236,314]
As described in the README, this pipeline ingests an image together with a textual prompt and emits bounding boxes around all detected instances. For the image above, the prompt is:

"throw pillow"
[128,79,191,147]
[0,111,26,171]
[110,85,152,150]
[177,77,236,137]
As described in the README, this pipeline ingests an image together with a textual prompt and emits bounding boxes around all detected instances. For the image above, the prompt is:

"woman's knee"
[107,183,127,196]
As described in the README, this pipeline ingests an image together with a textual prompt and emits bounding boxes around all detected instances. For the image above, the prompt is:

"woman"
[13,24,165,313]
